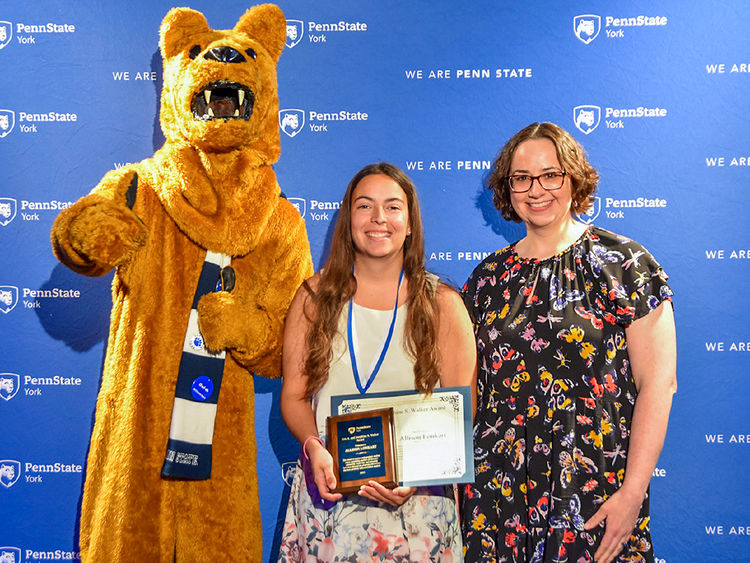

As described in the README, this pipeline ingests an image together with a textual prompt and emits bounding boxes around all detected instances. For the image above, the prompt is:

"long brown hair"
[488,122,599,222]
[302,162,441,399]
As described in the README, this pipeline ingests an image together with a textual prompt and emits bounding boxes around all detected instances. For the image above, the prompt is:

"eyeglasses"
[506,171,567,193]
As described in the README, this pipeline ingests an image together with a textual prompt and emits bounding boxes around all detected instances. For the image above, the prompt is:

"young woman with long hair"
[278,163,476,562]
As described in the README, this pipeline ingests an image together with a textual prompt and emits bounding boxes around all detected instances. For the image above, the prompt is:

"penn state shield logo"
[287,197,306,218]
[573,105,601,135]
[0,460,21,489]
[573,15,601,44]
[0,547,22,563]
[279,109,305,138]
[281,461,297,487]
[0,286,18,314]
[0,373,20,402]
[0,198,17,227]
[576,196,601,224]
[0,110,15,139]
[285,20,304,48]
[0,22,12,50]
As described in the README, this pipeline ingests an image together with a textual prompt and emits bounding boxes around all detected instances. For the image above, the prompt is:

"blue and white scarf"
[161,250,231,479]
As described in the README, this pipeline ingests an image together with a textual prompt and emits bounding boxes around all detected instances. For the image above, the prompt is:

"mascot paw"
[68,198,147,268]
[197,291,270,355]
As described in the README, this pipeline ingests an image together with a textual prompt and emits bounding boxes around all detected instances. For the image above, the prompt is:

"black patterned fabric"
[461,227,673,563]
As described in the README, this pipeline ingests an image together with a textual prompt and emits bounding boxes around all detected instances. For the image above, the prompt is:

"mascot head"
[158,4,285,160]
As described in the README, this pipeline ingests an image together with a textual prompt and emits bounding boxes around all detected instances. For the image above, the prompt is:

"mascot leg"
[172,367,262,562]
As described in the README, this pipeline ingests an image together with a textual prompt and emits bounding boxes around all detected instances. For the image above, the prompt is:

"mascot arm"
[197,213,313,378]
[51,166,147,277]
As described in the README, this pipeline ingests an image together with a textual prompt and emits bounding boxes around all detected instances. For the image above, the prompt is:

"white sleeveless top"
[313,301,419,441]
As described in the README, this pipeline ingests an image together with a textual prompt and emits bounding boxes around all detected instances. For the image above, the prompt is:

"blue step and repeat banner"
[1,1,748,562]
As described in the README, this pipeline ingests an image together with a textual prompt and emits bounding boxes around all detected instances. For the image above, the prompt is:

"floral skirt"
[278,461,463,562]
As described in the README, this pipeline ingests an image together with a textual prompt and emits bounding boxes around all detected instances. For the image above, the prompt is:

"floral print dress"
[460,227,673,563]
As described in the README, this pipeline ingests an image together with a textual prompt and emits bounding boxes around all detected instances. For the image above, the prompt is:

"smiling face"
[509,138,573,233]
[350,174,411,262]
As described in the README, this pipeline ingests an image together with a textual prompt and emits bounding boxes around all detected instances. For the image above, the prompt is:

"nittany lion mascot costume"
[51,5,312,561]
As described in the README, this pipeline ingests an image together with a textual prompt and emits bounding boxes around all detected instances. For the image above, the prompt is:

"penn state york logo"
[0,547,22,563]
[279,109,305,138]
[0,21,12,50]
[573,15,601,44]
[0,198,17,226]
[0,373,20,402]
[576,196,601,224]
[0,110,15,139]
[0,460,21,489]
[0,286,19,314]
[285,20,304,48]
[287,197,306,218]
[573,105,601,135]
[281,461,296,487]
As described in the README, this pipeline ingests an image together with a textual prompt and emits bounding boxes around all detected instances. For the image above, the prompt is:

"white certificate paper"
[331,386,474,487]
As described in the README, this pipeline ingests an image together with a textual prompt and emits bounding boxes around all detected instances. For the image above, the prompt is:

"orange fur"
[50,5,312,561]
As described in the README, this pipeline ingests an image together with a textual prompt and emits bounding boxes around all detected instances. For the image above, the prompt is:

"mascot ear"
[235,4,286,62]
[160,8,211,59]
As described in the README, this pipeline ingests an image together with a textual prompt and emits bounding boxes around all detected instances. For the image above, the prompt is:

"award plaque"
[326,407,398,494]
[331,386,474,487]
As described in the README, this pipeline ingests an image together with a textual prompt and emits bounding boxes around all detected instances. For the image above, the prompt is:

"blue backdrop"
[1,2,748,562]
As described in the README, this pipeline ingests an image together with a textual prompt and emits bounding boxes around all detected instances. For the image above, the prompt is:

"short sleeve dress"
[460,226,673,563]
[278,294,462,562]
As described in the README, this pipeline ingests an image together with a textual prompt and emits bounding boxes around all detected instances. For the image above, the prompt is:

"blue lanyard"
[347,267,404,395]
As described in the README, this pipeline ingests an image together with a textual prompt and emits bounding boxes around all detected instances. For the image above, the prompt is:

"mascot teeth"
[192,80,254,121]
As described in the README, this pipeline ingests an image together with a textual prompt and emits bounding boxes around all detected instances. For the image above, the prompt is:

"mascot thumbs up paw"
[51,5,312,562]
[52,169,146,274]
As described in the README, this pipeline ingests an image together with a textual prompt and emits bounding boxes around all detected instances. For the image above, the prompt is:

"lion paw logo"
[0,460,21,489]
[189,333,205,353]
[0,374,20,402]
[285,20,304,48]
[573,105,601,135]
[0,22,12,50]
[0,286,19,314]
[0,547,22,563]
[0,110,15,139]
[573,15,601,44]
[279,109,305,138]
[0,198,17,226]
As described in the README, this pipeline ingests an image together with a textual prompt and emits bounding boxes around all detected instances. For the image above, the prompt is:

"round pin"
[191,376,214,401]
[189,333,205,352]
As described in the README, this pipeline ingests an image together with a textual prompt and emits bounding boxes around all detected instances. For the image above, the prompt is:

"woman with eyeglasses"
[460,123,676,563]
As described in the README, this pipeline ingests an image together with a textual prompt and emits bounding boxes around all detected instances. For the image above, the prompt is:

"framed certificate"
[326,408,398,494]
[330,386,474,487]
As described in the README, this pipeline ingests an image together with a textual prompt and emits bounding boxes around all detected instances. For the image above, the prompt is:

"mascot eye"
[189,45,202,59]
[245,48,257,60]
